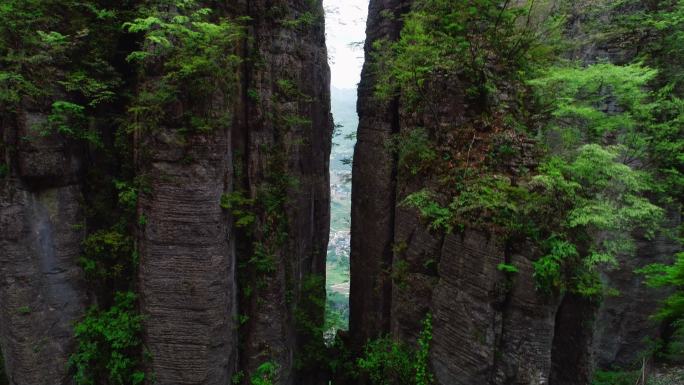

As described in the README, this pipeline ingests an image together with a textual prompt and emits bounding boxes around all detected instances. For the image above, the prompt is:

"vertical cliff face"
[563,2,682,371]
[137,1,332,383]
[592,220,681,368]
[1,0,678,383]
[350,1,678,384]
[387,212,563,383]
[0,109,87,383]
[235,1,332,383]
[351,0,562,382]
[350,0,410,353]
[137,96,236,383]
[0,1,332,384]
[135,5,238,383]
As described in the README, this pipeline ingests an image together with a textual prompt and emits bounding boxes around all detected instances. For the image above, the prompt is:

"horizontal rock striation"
[136,1,332,384]
[137,125,236,384]
[350,1,679,385]
[1,2,332,384]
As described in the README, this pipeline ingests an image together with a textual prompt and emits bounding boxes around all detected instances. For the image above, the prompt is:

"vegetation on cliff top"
[124,0,244,136]
[375,0,682,303]
[0,0,249,383]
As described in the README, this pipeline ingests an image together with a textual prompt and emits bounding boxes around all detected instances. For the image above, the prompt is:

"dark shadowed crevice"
[0,347,8,385]
[549,294,596,385]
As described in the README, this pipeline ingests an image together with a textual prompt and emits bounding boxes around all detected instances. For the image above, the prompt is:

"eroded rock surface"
[1,2,332,384]
[350,0,411,353]
[138,127,236,384]
[234,2,332,384]
[349,1,679,385]
[137,1,332,384]
[0,110,86,384]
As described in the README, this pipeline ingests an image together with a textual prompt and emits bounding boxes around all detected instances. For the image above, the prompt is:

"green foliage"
[239,164,295,277]
[80,229,135,283]
[250,361,279,385]
[282,114,313,130]
[69,291,145,385]
[275,79,296,97]
[612,0,684,92]
[529,62,658,150]
[114,180,139,213]
[325,333,357,380]
[76,176,142,381]
[358,314,434,385]
[358,337,413,385]
[591,369,639,385]
[232,371,245,384]
[0,0,126,144]
[530,62,684,205]
[79,178,140,294]
[400,49,674,299]
[637,252,684,358]
[639,252,684,320]
[282,11,318,29]
[402,175,535,236]
[249,243,276,274]
[221,191,256,228]
[293,274,328,371]
[373,0,560,108]
[244,164,294,276]
[448,176,532,232]
[530,144,663,296]
[46,101,101,146]
[392,128,437,176]
[527,60,674,295]
[325,290,349,336]
[532,237,577,294]
[497,263,519,274]
[391,260,411,290]
[374,0,681,304]
[401,190,452,232]
[17,306,31,315]
[247,88,260,101]
[414,314,434,385]
[124,0,244,135]
[296,275,326,328]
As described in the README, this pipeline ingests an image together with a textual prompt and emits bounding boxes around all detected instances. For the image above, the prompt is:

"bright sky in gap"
[324,0,369,90]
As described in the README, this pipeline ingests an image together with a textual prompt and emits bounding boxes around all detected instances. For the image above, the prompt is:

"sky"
[324,0,369,90]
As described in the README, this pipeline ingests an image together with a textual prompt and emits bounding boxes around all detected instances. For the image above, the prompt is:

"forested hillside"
[0,1,682,385]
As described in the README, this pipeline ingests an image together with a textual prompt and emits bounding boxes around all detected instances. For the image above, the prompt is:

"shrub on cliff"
[638,252,684,359]
[358,314,434,385]
[375,0,681,299]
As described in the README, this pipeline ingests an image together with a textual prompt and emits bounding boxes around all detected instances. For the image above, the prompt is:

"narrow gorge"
[0,1,682,385]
